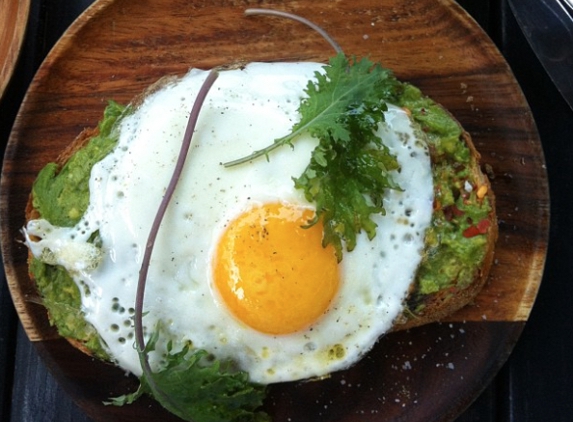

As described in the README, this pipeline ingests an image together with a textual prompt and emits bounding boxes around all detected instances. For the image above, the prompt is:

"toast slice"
[24,68,497,357]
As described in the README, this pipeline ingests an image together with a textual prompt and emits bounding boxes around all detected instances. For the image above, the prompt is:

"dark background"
[1,0,572,421]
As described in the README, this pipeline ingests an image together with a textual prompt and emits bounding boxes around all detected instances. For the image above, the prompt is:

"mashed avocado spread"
[30,100,127,358]
[398,84,492,310]
[29,83,491,355]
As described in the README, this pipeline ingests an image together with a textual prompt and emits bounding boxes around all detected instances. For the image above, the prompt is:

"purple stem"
[245,8,343,55]
[134,69,219,380]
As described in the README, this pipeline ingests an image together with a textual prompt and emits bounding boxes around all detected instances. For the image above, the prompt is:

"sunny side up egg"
[24,62,434,384]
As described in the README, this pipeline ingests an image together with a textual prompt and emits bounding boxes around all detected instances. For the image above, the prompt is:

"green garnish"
[107,327,269,422]
[225,53,402,260]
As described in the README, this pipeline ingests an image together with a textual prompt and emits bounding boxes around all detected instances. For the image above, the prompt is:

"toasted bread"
[24,67,496,358]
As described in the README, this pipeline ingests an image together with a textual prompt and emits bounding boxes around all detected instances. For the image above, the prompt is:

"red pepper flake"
[462,219,491,238]
[443,204,465,221]
[477,219,491,231]
[452,205,465,217]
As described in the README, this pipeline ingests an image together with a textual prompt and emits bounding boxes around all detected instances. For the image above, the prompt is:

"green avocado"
[30,100,128,357]
[398,84,492,306]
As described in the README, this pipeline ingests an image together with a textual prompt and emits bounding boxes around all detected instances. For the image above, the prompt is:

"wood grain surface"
[0,0,549,421]
[0,0,30,98]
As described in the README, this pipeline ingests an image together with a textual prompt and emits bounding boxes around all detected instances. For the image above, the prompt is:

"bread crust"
[25,75,497,356]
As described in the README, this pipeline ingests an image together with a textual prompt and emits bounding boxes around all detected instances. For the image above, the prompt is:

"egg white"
[24,62,434,384]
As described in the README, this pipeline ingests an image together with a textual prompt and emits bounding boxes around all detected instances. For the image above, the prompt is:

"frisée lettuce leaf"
[224,53,403,261]
[106,327,269,422]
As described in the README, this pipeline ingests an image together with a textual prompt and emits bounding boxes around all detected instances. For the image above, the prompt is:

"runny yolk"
[213,202,340,335]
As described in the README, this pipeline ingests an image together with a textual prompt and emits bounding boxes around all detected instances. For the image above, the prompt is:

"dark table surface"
[1,0,572,421]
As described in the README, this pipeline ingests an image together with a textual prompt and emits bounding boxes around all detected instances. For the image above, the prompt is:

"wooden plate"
[0,0,549,421]
[0,0,30,98]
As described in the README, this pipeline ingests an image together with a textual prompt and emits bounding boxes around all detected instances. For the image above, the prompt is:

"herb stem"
[134,69,219,393]
[244,8,343,55]
[222,132,293,167]
[223,9,344,168]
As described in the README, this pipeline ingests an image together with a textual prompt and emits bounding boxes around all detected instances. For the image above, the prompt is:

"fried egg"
[24,62,434,384]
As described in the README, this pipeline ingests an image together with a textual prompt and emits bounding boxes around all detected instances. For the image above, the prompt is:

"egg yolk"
[213,202,340,335]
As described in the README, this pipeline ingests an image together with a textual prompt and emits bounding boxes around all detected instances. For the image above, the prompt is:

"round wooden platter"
[0,0,31,98]
[0,0,549,421]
